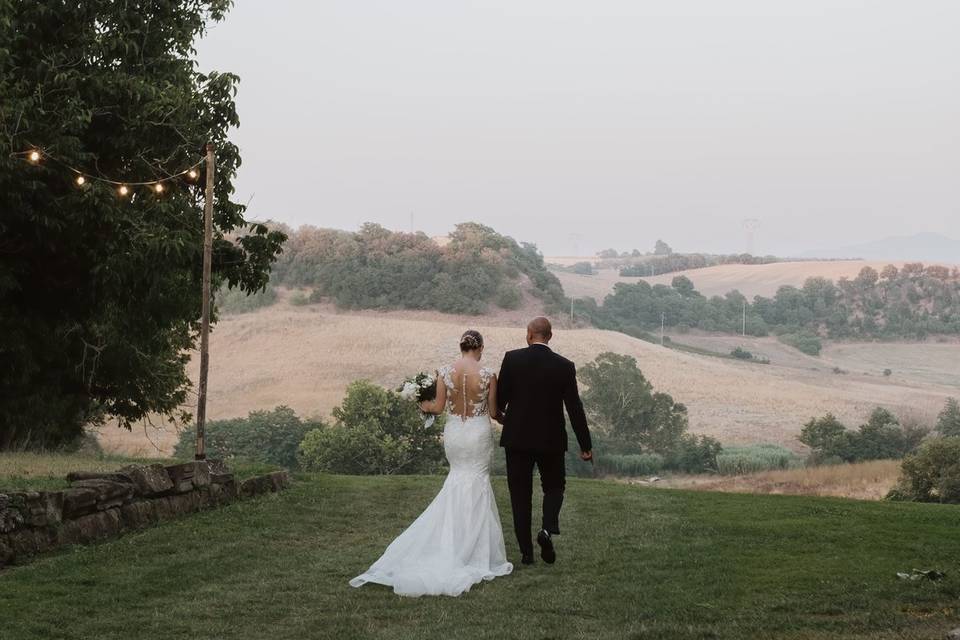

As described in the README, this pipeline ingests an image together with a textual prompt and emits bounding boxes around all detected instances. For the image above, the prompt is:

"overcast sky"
[196,1,959,257]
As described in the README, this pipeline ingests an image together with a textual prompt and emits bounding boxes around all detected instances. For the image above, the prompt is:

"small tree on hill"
[936,398,960,438]
[654,239,673,256]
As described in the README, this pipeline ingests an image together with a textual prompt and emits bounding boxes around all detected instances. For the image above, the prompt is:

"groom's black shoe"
[537,529,556,564]
[521,553,535,565]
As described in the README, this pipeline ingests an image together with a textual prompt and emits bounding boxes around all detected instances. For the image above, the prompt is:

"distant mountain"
[801,233,960,263]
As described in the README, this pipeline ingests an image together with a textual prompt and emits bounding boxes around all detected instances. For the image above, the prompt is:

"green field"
[2,474,960,639]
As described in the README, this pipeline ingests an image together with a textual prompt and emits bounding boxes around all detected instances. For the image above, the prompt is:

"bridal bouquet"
[397,372,438,428]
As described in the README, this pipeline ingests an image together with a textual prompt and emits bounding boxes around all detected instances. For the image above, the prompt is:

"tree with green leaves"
[578,352,689,453]
[936,398,960,438]
[0,1,285,448]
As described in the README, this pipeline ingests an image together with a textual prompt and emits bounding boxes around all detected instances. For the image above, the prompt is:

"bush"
[778,332,822,356]
[494,283,523,310]
[799,408,927,464]
[289,291,310,306]
[663,434,722,474]
[216,284,278,315]
[570,262,594,275]
[730,347,753,360]
[298,380,445,475]
[936,398,960,437]
[717,444,800,475]
[883,368,892,377]
[174,406,319,469]
[888,437,960,503]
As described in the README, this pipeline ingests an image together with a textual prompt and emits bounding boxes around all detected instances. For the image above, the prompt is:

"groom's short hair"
[527,316,553,340]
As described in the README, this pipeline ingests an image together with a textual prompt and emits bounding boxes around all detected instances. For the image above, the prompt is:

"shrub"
[663,434,722,474]
[570,262,595,275]
[799,408,927,464]
[216,284,278,315]
[888,437,960,503]
[936,398,960,438]
[174,406,320,469]
[778,332,822,356]
[730,347,753,360]
[298,381,445,475]
[494,283,523,310]
[883,368,892,377]
[717,444,800,475]
[289,291,310,306]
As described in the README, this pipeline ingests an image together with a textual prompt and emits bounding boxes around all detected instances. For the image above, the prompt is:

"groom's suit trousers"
[505,449,566,555]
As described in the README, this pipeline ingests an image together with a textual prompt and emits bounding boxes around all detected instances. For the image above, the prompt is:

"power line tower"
[742,218,761,255]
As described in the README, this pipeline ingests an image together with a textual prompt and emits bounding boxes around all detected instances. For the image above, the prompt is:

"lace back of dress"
[439,364,492,418]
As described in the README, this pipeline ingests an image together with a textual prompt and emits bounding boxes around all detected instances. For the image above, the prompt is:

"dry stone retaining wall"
[0,461,290,568]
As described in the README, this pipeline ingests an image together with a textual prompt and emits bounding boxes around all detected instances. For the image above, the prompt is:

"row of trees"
[269,222,566,315]
[579,263,960,344]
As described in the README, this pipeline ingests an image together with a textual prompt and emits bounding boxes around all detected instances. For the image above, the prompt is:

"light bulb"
[75,175,86,186]
[154,183,165,194]
[118,185,129,197]
[28,150,41,163]
[187,169,198,180]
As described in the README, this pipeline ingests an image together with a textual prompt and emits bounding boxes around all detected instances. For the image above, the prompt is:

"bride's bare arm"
[419,371,446,414]
[488,373,500,422]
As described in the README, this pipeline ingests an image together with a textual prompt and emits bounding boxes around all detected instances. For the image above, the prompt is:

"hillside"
[554,260,913,301]
[3,473,960,639]
[97,296,957,457]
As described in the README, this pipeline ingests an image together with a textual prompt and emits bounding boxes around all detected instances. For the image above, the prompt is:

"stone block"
[119,501,158,530]
[121,464,174,497]
[239,475,273,498]
[8,491,64,527]
[165,461,210,493]
[65,471,133,483]
[0,493,25,533]
[0,535,13,566]
[7,526,57,557]
[60,509,121,545]
[205,459,230,475]
[62,487,98,518]
[69,479,135,511]
[268,471,291,492]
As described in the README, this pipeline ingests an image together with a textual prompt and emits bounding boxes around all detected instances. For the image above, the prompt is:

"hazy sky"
[196,1,959,257]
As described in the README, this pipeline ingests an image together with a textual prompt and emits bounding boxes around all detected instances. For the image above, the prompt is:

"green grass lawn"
[2,474,960,639]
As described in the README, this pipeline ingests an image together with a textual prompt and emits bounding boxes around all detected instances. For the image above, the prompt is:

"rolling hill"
[97,294,957,458]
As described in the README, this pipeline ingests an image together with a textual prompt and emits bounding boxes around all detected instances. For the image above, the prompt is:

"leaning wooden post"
[195,143,215,460]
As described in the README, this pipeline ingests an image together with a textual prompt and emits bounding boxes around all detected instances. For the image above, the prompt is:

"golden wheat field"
[98,295,957,458]
[654,459,903,501]
[553,260,915,301]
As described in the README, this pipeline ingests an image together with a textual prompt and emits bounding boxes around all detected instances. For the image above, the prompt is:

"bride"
[349,330,514,597]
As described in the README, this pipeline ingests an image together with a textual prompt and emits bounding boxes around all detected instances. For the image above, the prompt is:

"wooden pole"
[195,143,215,461]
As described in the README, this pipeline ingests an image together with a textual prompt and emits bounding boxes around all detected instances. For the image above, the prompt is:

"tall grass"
[716,444,801,475]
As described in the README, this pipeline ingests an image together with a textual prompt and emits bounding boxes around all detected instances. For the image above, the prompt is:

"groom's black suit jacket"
[497,344,591,454]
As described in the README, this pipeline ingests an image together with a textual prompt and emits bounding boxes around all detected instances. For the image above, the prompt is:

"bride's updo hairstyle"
[459,330,484,353]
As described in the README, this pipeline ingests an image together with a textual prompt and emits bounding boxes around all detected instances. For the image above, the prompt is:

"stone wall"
[0,461,290,568]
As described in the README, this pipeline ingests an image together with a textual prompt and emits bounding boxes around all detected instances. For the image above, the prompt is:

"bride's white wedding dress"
[349,365,513,597]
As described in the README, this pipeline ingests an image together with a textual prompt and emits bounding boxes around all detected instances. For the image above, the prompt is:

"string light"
[12,147,206,196]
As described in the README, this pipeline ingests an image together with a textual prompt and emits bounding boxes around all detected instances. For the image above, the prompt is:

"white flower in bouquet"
[397,372,439,428]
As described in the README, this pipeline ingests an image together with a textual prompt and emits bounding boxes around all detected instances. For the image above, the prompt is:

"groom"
[496,317,592,565]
